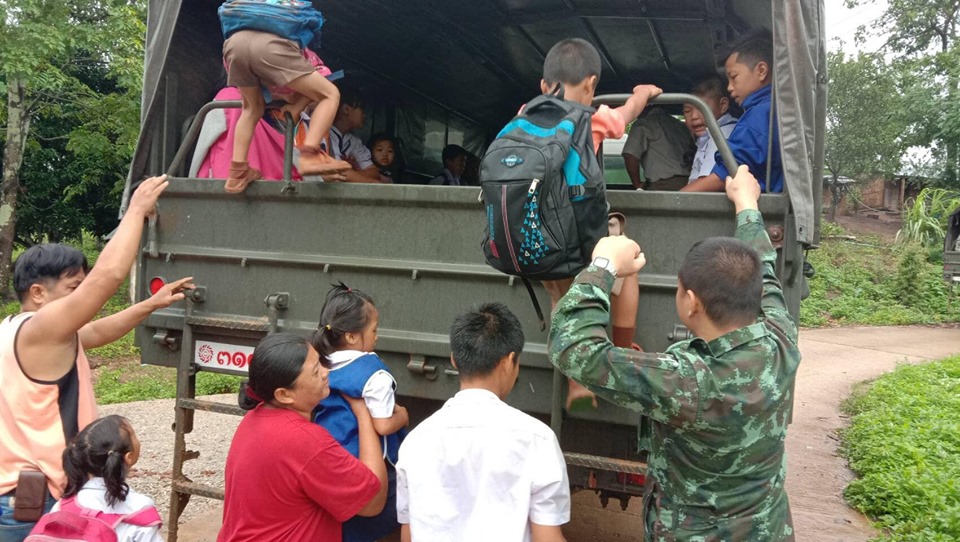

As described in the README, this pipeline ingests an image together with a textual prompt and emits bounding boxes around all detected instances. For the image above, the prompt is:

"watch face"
[593,257,610,267]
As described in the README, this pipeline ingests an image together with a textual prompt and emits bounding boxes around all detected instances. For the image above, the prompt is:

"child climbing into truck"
[218,0,351,193]
[480,37,661,410]
[311,282,407,542]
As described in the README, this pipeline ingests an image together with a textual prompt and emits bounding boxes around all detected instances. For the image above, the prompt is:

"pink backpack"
[25,496,161,542]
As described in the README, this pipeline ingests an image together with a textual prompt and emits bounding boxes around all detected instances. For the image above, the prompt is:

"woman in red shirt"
[218,333,387,542]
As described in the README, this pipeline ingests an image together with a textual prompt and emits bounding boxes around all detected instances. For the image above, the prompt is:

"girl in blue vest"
[312,282,407,542]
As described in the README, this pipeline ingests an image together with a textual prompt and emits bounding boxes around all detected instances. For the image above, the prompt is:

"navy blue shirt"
[711,85,783,193]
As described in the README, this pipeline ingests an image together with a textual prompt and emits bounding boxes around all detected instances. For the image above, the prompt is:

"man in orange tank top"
[0,176,192,541]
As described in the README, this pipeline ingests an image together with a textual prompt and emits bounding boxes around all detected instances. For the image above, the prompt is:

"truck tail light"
[616,472,646,486]
[149,276,167,296]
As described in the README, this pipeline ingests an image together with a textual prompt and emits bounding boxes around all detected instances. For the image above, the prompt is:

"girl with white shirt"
[48,415,162,542]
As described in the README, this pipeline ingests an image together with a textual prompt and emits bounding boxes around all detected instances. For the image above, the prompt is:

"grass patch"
[800,223,960,327]
[840,356,960,541]
[95,365,244,405]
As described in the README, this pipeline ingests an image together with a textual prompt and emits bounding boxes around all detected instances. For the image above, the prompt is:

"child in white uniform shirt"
[325,85,382,184]
[683,76,739,184]
[396,303,570,542]
[46,415,162,542]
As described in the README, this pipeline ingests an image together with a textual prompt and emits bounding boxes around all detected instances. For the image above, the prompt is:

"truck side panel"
[136,179,792,462]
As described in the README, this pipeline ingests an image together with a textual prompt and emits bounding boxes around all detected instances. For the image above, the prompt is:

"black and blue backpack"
[480,95,608,328]
[218,0,324,50]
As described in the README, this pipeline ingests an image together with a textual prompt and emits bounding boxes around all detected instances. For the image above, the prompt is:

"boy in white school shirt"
[395,303,570,542]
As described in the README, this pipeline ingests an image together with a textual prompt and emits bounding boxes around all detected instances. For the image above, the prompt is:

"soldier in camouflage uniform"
[549,165,799,541]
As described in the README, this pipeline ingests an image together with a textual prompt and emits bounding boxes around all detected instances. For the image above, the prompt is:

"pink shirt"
[590,105,627,153]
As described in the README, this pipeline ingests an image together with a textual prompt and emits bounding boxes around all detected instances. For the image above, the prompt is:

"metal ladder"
[166,290,289,542]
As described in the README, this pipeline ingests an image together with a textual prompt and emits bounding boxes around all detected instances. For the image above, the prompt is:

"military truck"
[126,1,826,537]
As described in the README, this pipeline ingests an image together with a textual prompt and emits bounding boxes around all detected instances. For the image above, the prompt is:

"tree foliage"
[846,0,960,189]
[826,51,907,183]
[824,51,908,220]
[0,1,144,296]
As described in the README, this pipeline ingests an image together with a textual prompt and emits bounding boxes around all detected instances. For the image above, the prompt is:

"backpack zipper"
[501,185,521,273]
[528,178,540,194]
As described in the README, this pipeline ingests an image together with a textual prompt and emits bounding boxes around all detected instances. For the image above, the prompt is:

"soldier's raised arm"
[725,165,798,345]
[548,236,699,426]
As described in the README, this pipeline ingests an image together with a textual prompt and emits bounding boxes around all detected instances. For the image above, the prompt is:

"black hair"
[441,144,468,166]
[12,244,89,302]
[449,302,524,379]
[542,38,602,88]
[725,28,773,70]
[311,281,375,363]
[336,83,364,109]
[62,415,134,507]
[690,75,743,118]
[691,75,729,102]
[238,333,314,410]
[677,237,763,327]
[367,132,406,179]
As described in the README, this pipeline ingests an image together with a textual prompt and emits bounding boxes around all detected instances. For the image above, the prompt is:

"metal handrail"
[165,100,295,182]
[592,93,739,177]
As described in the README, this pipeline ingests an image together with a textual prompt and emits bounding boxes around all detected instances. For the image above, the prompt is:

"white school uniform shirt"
[329,126,374,170]
[50,477,163,542]
[689,112,738,181]
[396,388,570,542]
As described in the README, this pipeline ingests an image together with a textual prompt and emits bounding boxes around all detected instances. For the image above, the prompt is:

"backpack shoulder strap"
[58,496,127,529]
[521,95,589,117]
[122,506,162,528]
[521,278,546,332]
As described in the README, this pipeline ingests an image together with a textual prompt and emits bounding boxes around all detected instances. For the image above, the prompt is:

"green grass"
[95,366,243,405]
[840,356,960,541]
[800,223,960,327]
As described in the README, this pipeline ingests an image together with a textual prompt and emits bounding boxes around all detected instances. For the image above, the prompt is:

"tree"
[14,61,142,245]
[0,1,144,299]
[824,51,907,220]
[846,0,960,189]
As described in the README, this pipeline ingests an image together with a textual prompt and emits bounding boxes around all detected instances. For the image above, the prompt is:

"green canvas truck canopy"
[128,0,825,244]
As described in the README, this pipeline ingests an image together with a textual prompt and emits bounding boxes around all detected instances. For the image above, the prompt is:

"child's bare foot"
[226,161,262,193]
[566,379,598,412]
[298,145,352,175]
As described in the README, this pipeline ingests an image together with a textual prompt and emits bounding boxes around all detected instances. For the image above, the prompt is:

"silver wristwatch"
[591,256,618,278]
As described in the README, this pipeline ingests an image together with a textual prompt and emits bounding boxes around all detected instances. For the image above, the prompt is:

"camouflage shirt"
[549,209,799,541]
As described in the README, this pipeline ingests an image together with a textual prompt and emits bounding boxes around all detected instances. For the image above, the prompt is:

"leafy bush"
[800,228,960,327]
[840,357,960,541]
[897,188,960,247]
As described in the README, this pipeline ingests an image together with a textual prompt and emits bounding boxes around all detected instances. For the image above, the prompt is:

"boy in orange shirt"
[537,38,661,409]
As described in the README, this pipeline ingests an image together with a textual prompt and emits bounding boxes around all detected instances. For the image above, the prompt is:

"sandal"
[298,144,352,175]
[226,161,262,193]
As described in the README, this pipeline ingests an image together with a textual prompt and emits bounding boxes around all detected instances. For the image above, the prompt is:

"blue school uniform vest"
[313,353,404,465]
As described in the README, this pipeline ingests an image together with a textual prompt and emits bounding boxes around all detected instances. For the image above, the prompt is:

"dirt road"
[104,325,960,541]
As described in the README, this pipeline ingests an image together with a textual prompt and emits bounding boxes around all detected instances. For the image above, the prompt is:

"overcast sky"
[824,1,890,54]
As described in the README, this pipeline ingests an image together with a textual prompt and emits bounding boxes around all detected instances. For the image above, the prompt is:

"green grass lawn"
[840,356,960,541]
